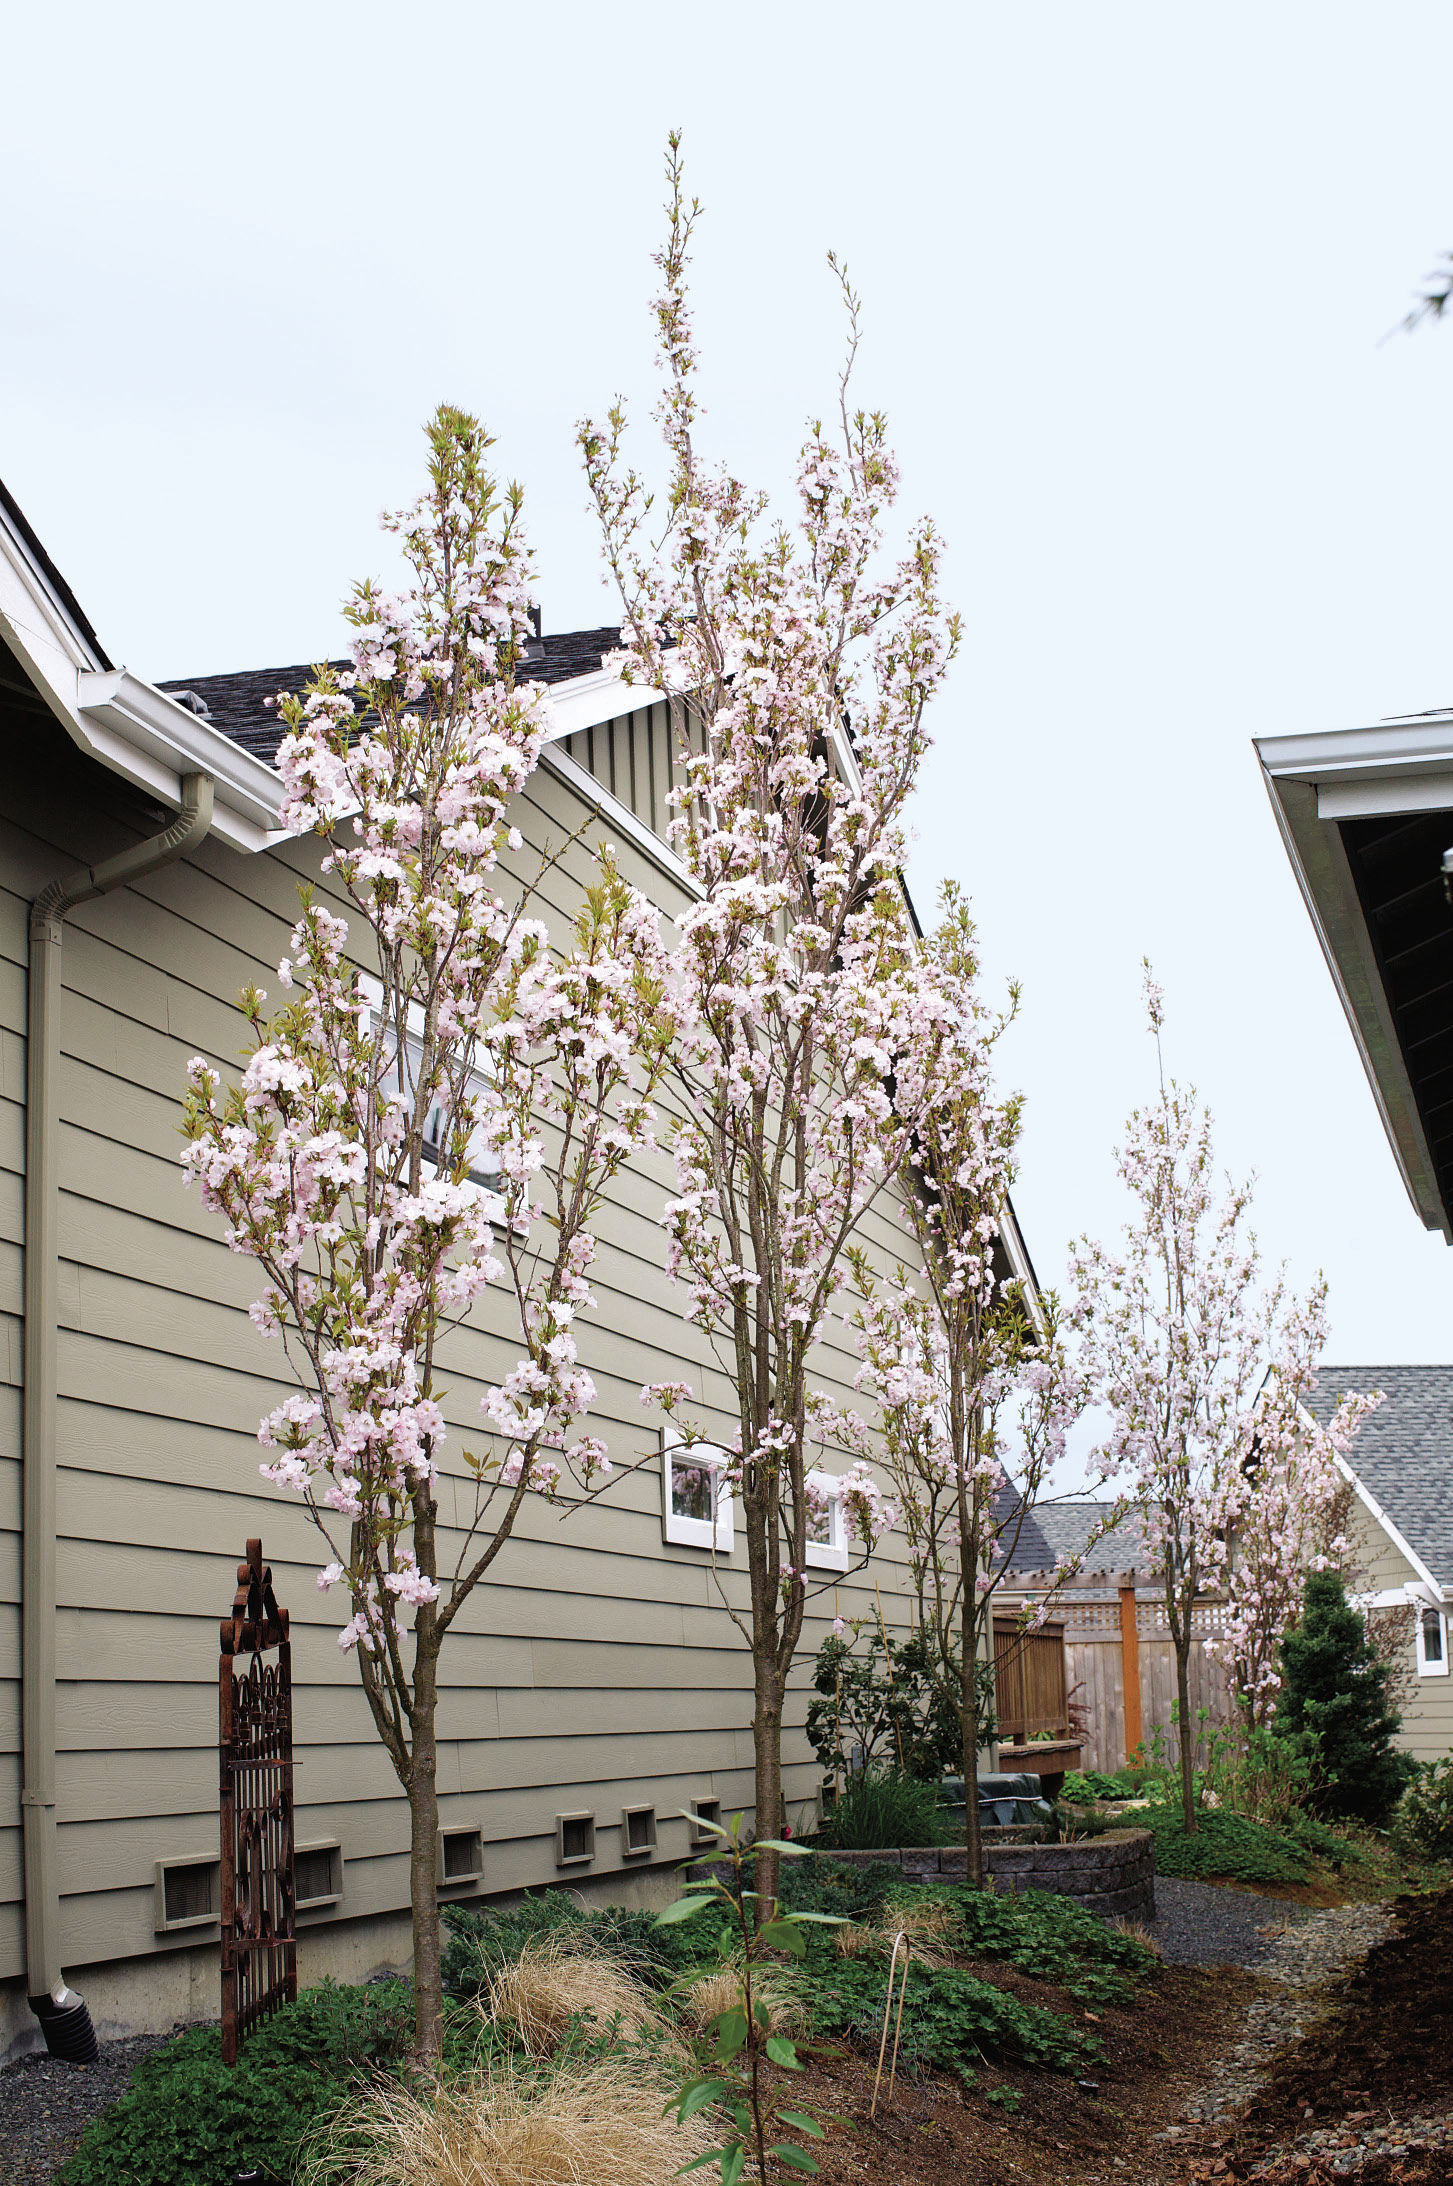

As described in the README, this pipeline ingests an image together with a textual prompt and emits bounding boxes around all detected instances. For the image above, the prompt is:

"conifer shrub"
[1277,1572,1413,1826]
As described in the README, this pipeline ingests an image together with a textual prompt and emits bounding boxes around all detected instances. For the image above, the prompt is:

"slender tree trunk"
[1175,1639,1197,1836]
[409,1645,443,2060]
[752,1659,785,1918]
[959,1624,984,1888]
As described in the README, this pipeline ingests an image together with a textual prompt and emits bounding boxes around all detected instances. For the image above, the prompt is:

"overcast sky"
[8,2,1453,1386]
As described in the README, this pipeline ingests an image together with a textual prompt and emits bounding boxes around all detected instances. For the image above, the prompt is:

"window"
[436,1826,484,1890]
[358,980,503,1202]
[804,1470,849,1573]
[295,1840,345,1911]
[1418,1605,1448,1677]
[621,1804,657,1858]
[555,1811,597,1868]
[662,1431,734,1552]
[153,1854,220,1933]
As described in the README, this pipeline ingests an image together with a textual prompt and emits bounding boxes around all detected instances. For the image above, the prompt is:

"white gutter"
[1255,720,1453,1240]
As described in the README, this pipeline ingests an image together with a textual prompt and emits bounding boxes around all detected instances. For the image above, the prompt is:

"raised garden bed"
[826,1828,1155,1921]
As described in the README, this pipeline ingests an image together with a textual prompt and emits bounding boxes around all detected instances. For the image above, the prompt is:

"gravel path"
[0,2033,175,2185]
[1145,1875,1317,1966]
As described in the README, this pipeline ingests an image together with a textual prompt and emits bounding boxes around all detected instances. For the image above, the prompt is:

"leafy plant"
[442,1891,698,1999]
[1278,1572,1414,1825]
[1063,1768,1137,1802]
[1395,1757,1453,1858]
[807,1627,992,1782]
[57,1982,415,2186]
[812,1954,1093,2080]
[815,1766,954,1851]
[656,1812,843,2182]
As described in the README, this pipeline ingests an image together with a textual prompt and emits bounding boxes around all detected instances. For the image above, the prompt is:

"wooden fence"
[996,1584,1234,1776]
[992,1616,1069,1741]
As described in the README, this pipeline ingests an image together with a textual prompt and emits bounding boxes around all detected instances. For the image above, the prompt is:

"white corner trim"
[1305,1405,1449,1603]
[540,741,702,900]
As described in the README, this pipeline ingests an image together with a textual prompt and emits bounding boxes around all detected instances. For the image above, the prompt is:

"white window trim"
[804,1469,850,1574]
[356,975,514,1225]
[1417,1605,1449,1677]
[661,1429,734,1553]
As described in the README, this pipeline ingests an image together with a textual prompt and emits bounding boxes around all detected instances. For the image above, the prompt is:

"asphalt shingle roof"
[159,628,624,766]
[1303,1363,1453,1589]
[997,1499,1149,1576]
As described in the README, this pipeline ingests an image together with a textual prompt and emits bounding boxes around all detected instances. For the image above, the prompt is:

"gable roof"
[160,630,624,766]
[997,1498,1149,1577]
[1303,1363,1453,1590]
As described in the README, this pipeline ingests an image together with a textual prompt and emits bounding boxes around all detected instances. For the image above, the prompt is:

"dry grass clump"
[837,1896,962,1970]
[486,1934,674,2055]
[301,2050,709,2186]
[680,1961,808,2038]
[1108,1916,1163,1960]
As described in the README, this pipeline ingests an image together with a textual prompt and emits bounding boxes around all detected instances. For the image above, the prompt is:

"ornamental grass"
[837,1893,962,1969]
[679,1960,809,2038]
[300,2051,708,2186]
[486,1934,676,2055]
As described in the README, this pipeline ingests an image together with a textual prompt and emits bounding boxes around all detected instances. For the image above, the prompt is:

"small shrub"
[443,1894,696,2000]
[1143,1802,1309,1886]
[812,1955,1093,2080]
[1278,1572,1414,1826]
[57,1982,414,2186]
[1395,1757,1453,1857]
[814,1766,953,1849]
[1063,1768,1137,1803]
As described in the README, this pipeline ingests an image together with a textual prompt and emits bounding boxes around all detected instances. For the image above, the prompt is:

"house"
[1301,1365,1453,1762]
[0,477,1039,2060]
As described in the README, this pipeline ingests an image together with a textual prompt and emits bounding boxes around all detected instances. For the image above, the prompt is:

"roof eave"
[1255,725,1453,1242]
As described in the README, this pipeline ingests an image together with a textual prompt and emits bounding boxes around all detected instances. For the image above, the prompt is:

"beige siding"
[1344,1499,1453,1765]
[0,717,925,1986]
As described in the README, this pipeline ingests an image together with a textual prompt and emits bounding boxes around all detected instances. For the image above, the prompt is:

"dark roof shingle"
[1303,1364,1453,1588]
[160,628,623,767]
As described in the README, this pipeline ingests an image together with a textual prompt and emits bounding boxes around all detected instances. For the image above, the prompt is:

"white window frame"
[357,976,510,1222]
[1417,1603,1449,1677]
[661,1430,734,1553]
[804,1469,849,1573]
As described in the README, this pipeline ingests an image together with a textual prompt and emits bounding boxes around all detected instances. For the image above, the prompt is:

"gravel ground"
[1145,1874,1318,1966]
[0,2032,177,2186]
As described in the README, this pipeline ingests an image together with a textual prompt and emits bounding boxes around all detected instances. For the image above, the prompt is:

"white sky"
[7,1,1453,1381]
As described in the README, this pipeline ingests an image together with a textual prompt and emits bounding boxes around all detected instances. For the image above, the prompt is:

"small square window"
[1418,1605,1448,1677]
[154,1854,220,1933]
[662,1432,734,1552]
[621,1804,657,1858]
[436,1826,484,1889]
[295,1840,345,1911]
[688,1797,722,1846]
[555,1811,596,1867]
[804,1470,849,1573]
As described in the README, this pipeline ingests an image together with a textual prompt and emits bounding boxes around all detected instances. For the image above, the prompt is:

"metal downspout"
[23,773,214,2055]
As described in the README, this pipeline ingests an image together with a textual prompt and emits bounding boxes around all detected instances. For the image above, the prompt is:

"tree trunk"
[752,1660,785,1921]
[1175,1638,1197,1836]
[409,1650,443,2060]
[960,1645,984,1889]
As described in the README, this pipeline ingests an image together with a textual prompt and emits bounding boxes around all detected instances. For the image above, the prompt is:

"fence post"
[1118,1583,1142,1768]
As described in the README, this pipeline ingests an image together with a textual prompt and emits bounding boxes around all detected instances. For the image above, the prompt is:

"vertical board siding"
[0,721,928,1983]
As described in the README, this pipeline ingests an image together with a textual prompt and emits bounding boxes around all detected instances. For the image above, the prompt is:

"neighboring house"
[0,478,1039,2059]
[997,1499,1149,1583]
[1301,1366,1453,1763]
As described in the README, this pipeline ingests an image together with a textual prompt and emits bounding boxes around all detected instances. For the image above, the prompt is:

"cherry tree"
[1070,972,1367,1832]
[851,885,1096,1882]
[181,408,672,2057]
[579,141,961,1909]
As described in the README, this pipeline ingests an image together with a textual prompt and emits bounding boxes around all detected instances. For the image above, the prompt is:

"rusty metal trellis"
[219,1538,297,2063]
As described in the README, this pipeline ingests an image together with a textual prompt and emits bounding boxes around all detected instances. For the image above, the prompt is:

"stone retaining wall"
[825,1828,1155,1921]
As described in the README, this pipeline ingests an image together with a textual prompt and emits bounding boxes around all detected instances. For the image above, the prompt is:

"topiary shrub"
[1277,1572,1413,1826]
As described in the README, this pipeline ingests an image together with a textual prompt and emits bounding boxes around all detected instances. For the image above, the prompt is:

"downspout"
[23,772,214,2058]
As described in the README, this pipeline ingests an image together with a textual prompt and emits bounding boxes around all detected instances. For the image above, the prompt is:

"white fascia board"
[1254,727,1450,1239]
[540,741,702,901]
[543,666,664,742]
[1296,1397,1448,1602]
[998,1198,1046,1339]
